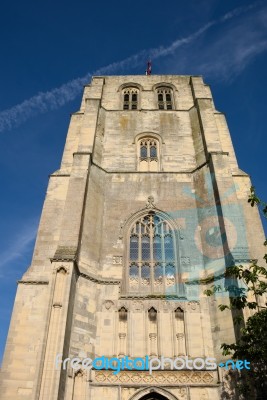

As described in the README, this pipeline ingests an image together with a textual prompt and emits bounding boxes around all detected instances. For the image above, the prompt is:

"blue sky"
[0,0,267,363]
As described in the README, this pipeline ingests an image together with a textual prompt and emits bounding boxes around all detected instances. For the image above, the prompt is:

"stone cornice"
[101,106,194,112]
[91,160,209,175]
[79,271,120,285]
[51,246,77,262]
[119,294,187,300]
[73,151,91,156]
[49,172,71,177]
[17,280,49,285]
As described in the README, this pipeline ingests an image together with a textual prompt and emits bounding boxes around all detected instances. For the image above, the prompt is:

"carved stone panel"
[93,370,217,385]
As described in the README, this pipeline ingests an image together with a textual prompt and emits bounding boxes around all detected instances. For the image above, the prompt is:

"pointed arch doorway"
[129,387,179,400]
[139,393,168,400]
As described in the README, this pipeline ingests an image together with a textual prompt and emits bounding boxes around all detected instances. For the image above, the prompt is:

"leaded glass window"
[150,146,157,157]
[138,138,159,172]
[153,235,162,261]
[129,263,139,287]
[128,213,177,293]
[142,235,150,260]
[166,264,175,287]
[164,234,174,261]
[130,235,138,260]
[141,264,150,286]
[140,145,147,158]
[123,88,138,110]
[154,263,163,286]
[157,87,173,110]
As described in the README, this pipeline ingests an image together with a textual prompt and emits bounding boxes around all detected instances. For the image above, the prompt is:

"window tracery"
[138,137,159,171]
[157,87,173,110]
[123,88,139,110]
[128,213,177,293]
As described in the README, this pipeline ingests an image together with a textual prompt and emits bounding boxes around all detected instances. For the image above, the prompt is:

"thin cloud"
[0,221,38,273]
[149,22,216,59]
[194,6,267,81]
[0,2,264,133]
[220,1,262,22]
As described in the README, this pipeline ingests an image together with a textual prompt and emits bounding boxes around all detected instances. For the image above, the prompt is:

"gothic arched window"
[123,88,139,110]
[157,87,173,110]
[138,137,159,172]
[128,213,177,293]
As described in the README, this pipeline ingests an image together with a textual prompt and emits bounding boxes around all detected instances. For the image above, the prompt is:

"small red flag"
[146,60,152,75]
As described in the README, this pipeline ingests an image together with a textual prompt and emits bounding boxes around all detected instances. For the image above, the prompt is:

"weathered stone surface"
[0,75,265,400]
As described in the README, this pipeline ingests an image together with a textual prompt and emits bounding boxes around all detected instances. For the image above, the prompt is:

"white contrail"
[220,1,262,22]
[0,2,261,133]
[0,221,38,271]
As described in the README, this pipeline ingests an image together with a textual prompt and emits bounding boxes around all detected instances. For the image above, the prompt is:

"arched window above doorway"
[127,212,177,294]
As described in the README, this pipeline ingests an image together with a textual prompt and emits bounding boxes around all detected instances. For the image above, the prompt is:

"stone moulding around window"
[118,82,143,111]
[122,87,139,110]
[136,134,161,172]
[121,207,183,297]
[153,82,177,110]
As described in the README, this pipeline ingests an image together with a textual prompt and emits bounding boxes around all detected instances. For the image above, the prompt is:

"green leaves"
[203,288,214,296]
[248,186,260,207]
[204,187,267,397]
[248,186,267,219]
[204,284,222,297]
[218,304,230,311]
[221,342,237,357]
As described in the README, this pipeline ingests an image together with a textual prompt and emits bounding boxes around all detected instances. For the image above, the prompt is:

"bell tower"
[0,75,265,400]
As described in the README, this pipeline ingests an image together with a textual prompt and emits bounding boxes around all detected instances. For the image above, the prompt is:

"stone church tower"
[0,75,265,400]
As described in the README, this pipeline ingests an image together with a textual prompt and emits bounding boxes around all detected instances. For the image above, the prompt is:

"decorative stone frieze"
[93,370,217,385]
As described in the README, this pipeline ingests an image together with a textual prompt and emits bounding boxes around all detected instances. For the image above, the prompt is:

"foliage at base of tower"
[204,187,267,399]
[221,309,267,399]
